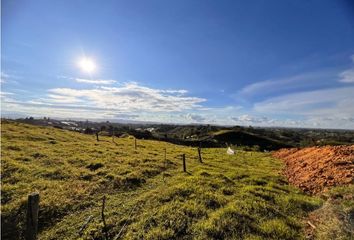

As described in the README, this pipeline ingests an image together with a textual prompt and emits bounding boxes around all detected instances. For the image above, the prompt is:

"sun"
[78,57,96,73]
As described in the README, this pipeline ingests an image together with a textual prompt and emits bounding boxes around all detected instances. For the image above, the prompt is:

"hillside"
[13,118,354,150]
[0,120,337,239]
[211,130,291,151]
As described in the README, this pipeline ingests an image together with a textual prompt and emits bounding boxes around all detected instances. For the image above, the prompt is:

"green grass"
[1,120,323,239]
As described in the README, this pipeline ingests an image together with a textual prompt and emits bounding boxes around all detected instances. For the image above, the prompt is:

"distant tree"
[84,127,94,134]
[207,124,211,133]
[108,125,114,135]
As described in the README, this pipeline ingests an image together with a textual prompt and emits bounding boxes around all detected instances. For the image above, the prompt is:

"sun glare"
[78,57,96,73]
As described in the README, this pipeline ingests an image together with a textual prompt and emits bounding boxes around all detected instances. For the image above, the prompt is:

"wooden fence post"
[101,196,108,240]
[182,154,186,172]
[197,147,203,163]
[96,132,99,142]
[134,138,137,150]
[26,192,39,240]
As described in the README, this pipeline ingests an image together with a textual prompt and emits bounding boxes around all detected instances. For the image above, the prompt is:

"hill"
[12,117,354,150]
[211,130,291,150]
[1,120,349,239]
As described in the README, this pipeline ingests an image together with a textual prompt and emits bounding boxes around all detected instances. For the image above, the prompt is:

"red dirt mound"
[273,145,354,194]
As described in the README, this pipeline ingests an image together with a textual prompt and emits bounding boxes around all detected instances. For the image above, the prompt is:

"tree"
[84,127,94,134]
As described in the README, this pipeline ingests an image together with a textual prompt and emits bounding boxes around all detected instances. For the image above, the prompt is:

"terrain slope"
[1,121,327,239]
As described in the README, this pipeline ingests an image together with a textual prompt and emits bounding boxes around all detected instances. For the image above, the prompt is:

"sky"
[2,0,354,129]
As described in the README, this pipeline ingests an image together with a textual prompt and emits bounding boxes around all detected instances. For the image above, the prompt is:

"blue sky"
[2,0,354,128]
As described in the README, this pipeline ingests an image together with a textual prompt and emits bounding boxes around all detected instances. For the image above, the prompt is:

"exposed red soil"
[273,145,354,194]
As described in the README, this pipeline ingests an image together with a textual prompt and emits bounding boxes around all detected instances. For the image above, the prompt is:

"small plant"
[86,162,104,171]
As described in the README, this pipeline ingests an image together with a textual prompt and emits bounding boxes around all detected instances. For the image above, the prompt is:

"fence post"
[26,192,39,240]
[182,154,186,172]
[198,147,203,163]
[96,132,99,142]
[134,138,137,150]
[101,196,108,240]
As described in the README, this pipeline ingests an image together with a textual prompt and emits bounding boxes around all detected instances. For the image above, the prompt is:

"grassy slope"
[1,121,323,240]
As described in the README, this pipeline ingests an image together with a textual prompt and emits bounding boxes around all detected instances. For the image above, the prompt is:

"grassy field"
[1,120,324,240]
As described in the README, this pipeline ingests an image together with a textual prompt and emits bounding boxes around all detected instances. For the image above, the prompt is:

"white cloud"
[338,54,354,83]
[229,113,354,129]
[75,78,117,85]
[1,101,115,119]
[230,114,295,127]
[160,89,188,95]
[3,92,354,128]
[46,94,84,103]
[1,72,9,83]
[0,91,14,96]
[44,82,205,112]
[1,72,20,84]
[231,114,269,123]
[0,91,18,104]
[239,71,334,97]
[339,69,354,83]
[254,87,354,119]
[229,54,354,128]
[183,113,206,123]
[113,113,139,119]
[2,90,247,125]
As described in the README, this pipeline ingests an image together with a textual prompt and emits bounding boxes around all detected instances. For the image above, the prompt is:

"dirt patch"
[273,145,354,194]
